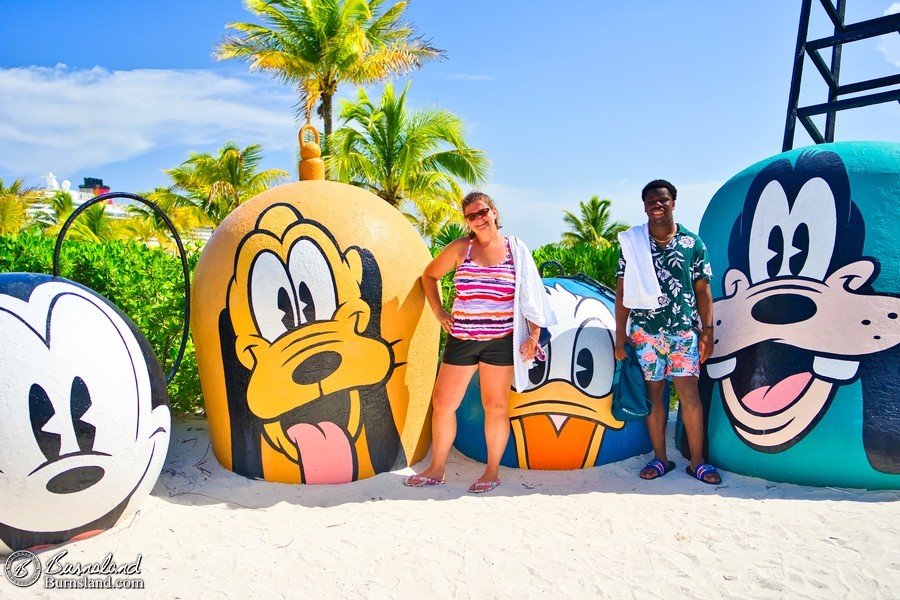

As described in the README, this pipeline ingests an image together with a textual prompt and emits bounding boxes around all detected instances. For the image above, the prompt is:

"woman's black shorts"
[442,333,514,366]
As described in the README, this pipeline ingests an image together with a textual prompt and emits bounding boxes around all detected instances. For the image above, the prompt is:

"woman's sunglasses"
[464,207,491,222]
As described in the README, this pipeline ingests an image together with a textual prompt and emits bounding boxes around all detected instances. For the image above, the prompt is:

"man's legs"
[672,376,704,469]
[640,379,670,479]
[630,328,672,479]
[669,329,721,484]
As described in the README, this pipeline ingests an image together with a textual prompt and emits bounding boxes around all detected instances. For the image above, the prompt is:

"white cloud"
[878,4,900,65]
[0,65,296,177]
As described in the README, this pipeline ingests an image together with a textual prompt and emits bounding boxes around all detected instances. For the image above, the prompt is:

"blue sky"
[1,0,898,249]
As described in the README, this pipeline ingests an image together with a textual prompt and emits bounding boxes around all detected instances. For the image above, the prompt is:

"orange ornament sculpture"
[191,126,438,484]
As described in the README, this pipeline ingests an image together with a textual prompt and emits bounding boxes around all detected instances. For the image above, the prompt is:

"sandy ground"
[4,415,899,599]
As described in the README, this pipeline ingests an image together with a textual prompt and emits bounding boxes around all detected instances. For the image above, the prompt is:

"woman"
[404,191,554,493]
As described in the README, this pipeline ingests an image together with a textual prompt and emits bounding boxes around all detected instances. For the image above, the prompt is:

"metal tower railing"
[782,0,900,151]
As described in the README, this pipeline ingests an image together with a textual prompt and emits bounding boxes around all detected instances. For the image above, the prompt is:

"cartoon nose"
[46,466,105,494]
[751,294,817,325]
[292,351,343,385]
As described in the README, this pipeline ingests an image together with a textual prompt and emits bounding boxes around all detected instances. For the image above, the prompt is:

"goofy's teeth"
[705,357,736,380]
[812,356,859,381]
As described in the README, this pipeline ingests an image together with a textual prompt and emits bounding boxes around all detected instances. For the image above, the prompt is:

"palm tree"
[432,221,467,250]
[67,203,128,243]
[401,193,463,246]
[327,81,489,213]
[0,178,38,235]
[215,0,443,142]
[152,142,288,227]
[32,189,75,236]
[124,188,206,248]
[561,196,628,250]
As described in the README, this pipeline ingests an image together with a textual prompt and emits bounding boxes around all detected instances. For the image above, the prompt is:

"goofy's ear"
[861,346,900,474]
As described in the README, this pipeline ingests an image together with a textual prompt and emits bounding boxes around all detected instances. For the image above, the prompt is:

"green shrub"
[531,242,619,288]
[0,232,202,414]
[0,230,624,416]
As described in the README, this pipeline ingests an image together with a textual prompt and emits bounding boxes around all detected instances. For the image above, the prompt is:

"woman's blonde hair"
[462,191,501,230]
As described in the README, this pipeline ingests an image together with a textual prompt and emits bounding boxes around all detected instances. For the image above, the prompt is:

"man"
[614,179,720,484]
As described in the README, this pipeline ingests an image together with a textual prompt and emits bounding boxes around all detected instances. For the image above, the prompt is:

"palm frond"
[214,0,444,134]
[561,196,628,249]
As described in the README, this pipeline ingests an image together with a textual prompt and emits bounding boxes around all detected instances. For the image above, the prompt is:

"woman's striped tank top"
[450,237,516,340]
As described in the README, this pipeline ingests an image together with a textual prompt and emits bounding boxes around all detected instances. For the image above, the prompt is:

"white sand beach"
[5,414,899,599]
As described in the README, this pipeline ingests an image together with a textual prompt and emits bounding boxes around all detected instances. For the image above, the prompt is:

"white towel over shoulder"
[508,236,557,393]
[618,224,662,310]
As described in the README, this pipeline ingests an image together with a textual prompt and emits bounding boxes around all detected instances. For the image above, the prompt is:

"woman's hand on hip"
[435,309,454,333]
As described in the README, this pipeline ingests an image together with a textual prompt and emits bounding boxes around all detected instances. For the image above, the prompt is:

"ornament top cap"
[299,124,324,180]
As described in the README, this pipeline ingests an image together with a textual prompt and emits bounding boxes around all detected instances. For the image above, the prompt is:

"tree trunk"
[321,93,333,157]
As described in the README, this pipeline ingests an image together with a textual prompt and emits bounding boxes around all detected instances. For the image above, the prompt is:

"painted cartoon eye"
[250,251,295,342]
[749,179,836,283]
[71,377,96,454]
[287,239,337,324]
[277,288,295,330]
[526,349,550,389]
[766,226,784,279]
[790,178,836,280]
[790,223,810,275]
[29,383,61,461]
[570,319,615,398]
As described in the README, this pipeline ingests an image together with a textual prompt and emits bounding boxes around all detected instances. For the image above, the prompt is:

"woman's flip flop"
[467,479,500,494]
[404,474,445,487]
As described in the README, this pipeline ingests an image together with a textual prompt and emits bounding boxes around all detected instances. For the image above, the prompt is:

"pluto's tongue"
[740,372,813,414]
[286,422,353,484]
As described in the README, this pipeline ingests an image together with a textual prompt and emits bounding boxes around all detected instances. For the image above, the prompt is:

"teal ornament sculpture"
[697,142,900,489]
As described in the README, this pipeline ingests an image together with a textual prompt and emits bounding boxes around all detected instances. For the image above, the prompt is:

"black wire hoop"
[52,192,191,385]
[538,260,565,277]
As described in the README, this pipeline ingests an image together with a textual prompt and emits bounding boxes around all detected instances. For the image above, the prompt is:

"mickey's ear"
[148,404,171,435]
[345,247,364,285]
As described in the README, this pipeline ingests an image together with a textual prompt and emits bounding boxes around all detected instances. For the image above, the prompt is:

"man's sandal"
[404,474,444,487]
[686,463,722,485]
[640,458,676,480]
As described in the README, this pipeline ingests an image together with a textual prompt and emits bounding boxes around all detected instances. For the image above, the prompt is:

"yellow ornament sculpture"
[191,127,438,483]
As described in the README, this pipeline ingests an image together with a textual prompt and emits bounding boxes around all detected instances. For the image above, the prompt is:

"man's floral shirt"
[616,224,713,334]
